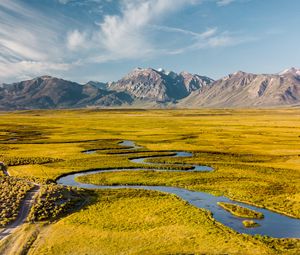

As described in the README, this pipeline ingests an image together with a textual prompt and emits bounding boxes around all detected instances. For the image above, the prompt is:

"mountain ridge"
[179,67,300,108]
[0,76,133,110]
[107,67,213,102]
[0,67,300,110]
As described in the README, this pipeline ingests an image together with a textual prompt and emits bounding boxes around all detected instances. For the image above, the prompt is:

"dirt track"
[0,168,40,240]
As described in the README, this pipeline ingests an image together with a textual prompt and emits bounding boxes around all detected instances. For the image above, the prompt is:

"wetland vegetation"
[217,202,264,219]
[243,220,260,228]
[0,109,300,254]
[28,184,87,222]
[0,176,34,226]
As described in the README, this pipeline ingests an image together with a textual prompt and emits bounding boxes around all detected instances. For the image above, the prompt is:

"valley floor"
[0,109,300,254]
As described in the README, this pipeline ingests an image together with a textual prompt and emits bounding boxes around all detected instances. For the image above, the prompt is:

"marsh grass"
[0,109,299,254]
[28,189,274,255]
[217,202,264,219]
[243,220,260,228]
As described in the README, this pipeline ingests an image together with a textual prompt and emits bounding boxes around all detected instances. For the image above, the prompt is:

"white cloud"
[87,0,202,62]
[151,25,205,37]
[58,0,71,4]
[0,0,75,82]
[176,35,255,56]
[141,25,254,55]
[58,0,113,6]
[153,25,218,39]
[0,0,255,82]
[217,0,235,6]
[0,38,47,61]
[0,61,73,82]
[67,30,88,50]
[75,0,251,63]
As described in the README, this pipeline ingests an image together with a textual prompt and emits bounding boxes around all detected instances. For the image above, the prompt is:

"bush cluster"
[218,202,264,219]
[29,184,84,222]
[0,176,33,226]
[0,156,62,166]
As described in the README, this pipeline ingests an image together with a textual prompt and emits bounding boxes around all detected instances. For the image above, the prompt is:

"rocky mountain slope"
[179,68,300,107]
[1,67,300,110]
[84,81,108,90]
[0,76,133,110]
[108,68,213,102]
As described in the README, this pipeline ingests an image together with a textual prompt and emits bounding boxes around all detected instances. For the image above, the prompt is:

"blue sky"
[0,0,300,83]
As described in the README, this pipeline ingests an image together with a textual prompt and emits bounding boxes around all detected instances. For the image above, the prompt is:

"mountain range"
[1,67,300,110]
[180,68,300,108]
[0,76,133,110]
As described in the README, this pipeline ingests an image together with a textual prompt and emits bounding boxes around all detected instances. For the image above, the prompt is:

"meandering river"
[57,140,300,238]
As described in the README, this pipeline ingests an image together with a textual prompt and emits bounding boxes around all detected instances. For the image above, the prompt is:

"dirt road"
[0,170,40,240]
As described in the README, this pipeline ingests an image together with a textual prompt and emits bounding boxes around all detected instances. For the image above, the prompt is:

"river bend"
[57,140,300,238]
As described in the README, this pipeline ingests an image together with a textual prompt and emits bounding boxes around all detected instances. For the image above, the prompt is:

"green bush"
[0,176,34,226]
[218,202,264,219]
[29,184,86,222]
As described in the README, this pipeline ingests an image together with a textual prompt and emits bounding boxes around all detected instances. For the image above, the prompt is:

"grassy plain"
[0,109,300,254]
[29,189,274,255]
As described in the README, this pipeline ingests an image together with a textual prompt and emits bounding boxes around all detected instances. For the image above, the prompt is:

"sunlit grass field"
[1,109,300,254]
[29,189,274,255]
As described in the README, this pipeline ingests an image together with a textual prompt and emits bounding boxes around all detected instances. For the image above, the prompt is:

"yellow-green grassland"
[0,109,300,254]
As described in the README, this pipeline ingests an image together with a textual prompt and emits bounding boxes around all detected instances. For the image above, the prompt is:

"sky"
[0,0,300,84]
